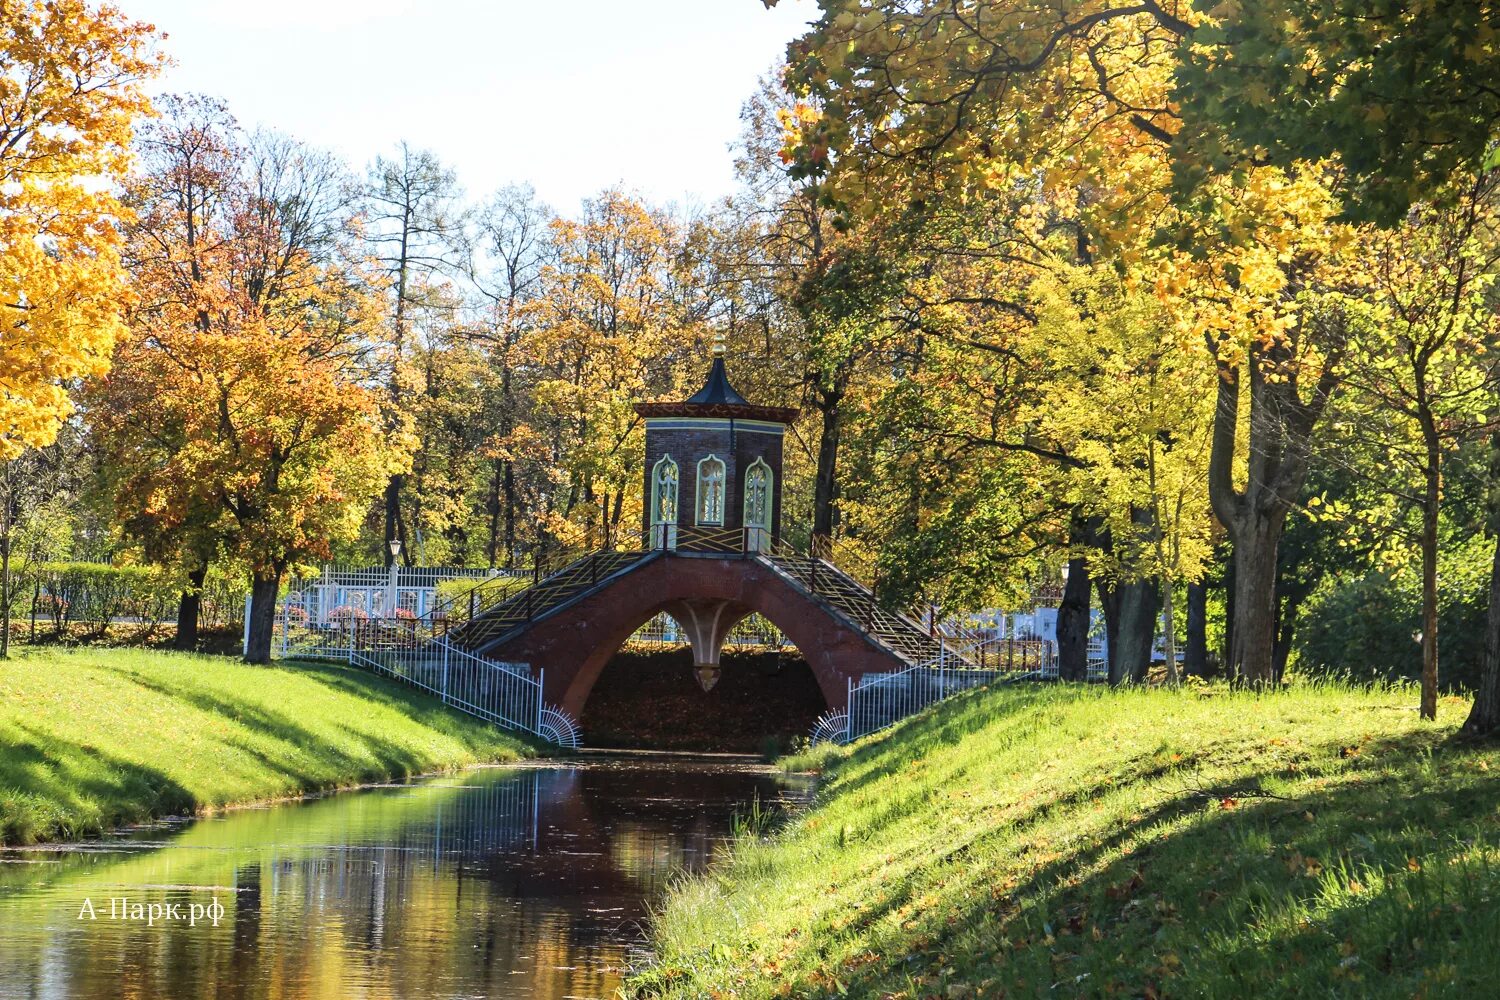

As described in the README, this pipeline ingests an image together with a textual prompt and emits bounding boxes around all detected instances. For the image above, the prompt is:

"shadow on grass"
[0,721,197,842]
[0,654,535,845]
[118,664,520,789]
[781,718,1497,999]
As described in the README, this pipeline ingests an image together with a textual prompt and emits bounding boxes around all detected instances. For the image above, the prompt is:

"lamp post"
[386,539,402,618]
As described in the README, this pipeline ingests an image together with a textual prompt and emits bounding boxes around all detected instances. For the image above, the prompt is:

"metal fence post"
[242,595,252,656]
[536,667,545,737]
[441,641,450,704]
[846,674,853,742]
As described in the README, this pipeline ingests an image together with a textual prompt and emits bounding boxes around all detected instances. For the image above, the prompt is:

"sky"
[121,0,821,213]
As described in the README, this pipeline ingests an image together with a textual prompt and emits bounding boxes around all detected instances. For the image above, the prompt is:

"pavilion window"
[744,458,772,530]
[651,455,679,525]
[696,455,725,525]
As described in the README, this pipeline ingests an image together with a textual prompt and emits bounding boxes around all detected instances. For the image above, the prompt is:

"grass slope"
[0,647,533,845]
[634,682,1500,999]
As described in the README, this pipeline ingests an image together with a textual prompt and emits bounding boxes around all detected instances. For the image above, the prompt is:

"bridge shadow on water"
[580,646,827,754]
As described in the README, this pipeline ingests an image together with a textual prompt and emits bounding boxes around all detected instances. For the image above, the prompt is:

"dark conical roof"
[634,354,800,423]
[685,356,748,406]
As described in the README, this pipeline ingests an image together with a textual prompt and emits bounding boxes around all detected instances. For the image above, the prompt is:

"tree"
[0,1,161,462]
[526,190,699,552]
[1173,0,1500,225]
[1338,176,1500,718]
[98,95,242,649]
[468,185,554,566]
[0,427,90,655]
[94,99,407,662]
[362,144,467,566]
[1467,425,1500,738]
[1029,267,1216,684]
[732,75,876,542]
[109,319,405,662]
[771,0,1373,684]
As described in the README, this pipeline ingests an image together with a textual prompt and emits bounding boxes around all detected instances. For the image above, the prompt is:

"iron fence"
[348,620,547,738]
[265,568,580,749]
[844,663,1014,743]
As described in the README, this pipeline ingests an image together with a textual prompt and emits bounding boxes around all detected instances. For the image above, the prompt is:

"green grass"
[632,681,1500,999]
[0,647,534,845]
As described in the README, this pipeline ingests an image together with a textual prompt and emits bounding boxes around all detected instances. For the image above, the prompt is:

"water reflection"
[0,757,808,1000]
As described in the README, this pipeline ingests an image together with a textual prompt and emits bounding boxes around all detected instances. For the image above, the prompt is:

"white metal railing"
[265,564,527,639]
[841,661,1015,743]
[817,637,1109,745]
[267,602,580,747]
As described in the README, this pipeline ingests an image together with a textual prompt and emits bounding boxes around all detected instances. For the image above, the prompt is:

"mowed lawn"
[0,647,533,845]
[634,682,1500,999]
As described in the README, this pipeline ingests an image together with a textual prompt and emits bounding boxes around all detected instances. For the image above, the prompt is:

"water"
[0,756,808,1000]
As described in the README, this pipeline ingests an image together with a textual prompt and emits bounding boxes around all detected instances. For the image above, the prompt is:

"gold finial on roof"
[712,330,727,358]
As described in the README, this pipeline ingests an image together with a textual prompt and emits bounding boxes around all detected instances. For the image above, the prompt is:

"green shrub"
[1294,533,1493,690]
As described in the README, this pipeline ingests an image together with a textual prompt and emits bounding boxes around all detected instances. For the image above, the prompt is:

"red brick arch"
[480,554,912,716]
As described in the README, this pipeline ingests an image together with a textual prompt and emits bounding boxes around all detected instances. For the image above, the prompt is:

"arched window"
[744,458,772,529]
[650,455,679,525]
[743,457,773,552]
[696,455,726,525]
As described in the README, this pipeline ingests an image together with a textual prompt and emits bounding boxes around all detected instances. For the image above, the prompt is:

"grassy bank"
[0,647,534,845]
[634,682,1500,999]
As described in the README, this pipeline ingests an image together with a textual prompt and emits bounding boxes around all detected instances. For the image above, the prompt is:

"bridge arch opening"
[578,607,828,752]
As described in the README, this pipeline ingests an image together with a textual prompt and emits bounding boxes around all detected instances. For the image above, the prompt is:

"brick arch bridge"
[436,354,960,728]
[450,548,946,717]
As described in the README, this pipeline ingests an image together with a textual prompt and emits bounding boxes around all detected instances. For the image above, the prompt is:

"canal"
[0,756,810,999]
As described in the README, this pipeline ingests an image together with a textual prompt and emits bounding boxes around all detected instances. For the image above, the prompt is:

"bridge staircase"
[758,547,951,668]
[758,541,1056,746]
[438,549,653,653]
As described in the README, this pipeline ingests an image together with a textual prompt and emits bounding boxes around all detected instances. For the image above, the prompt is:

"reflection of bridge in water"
[0,760,807,1000]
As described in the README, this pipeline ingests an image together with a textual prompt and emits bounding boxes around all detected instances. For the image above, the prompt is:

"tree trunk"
[1272,591,1302,684]
[243,570,283,664]
[173,562,209,652]
[812,385,845,539]
[0,526,9,660]
[1112,578,1162,685]
[1096,578,1120,682]
[0,466,10,658]
[1223,547,1236,675]
[1057,514,1092,682]
[1185,581,1208,677]
[486,458,502,568]
[1229,513,1282,684]
[1205,315,1345,685]
[1462,425,1500,739]
[1419,432,1441,720]
[384,475,409,567]
[1162,579,1178,685]
[1461,534,1500,738]
[1057,555,1091,682]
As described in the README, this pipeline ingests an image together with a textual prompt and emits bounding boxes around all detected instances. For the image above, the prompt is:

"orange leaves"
[1283,851,1324,878]
[91,101,407,580]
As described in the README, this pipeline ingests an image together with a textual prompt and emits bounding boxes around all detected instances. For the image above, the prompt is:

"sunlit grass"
[632,680,1499,998]
[0,647,533,845]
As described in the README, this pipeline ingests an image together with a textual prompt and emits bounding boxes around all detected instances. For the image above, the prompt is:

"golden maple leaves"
[0,1,164,461]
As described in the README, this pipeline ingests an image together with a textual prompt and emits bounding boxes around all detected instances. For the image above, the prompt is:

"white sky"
[122,0,820,212]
